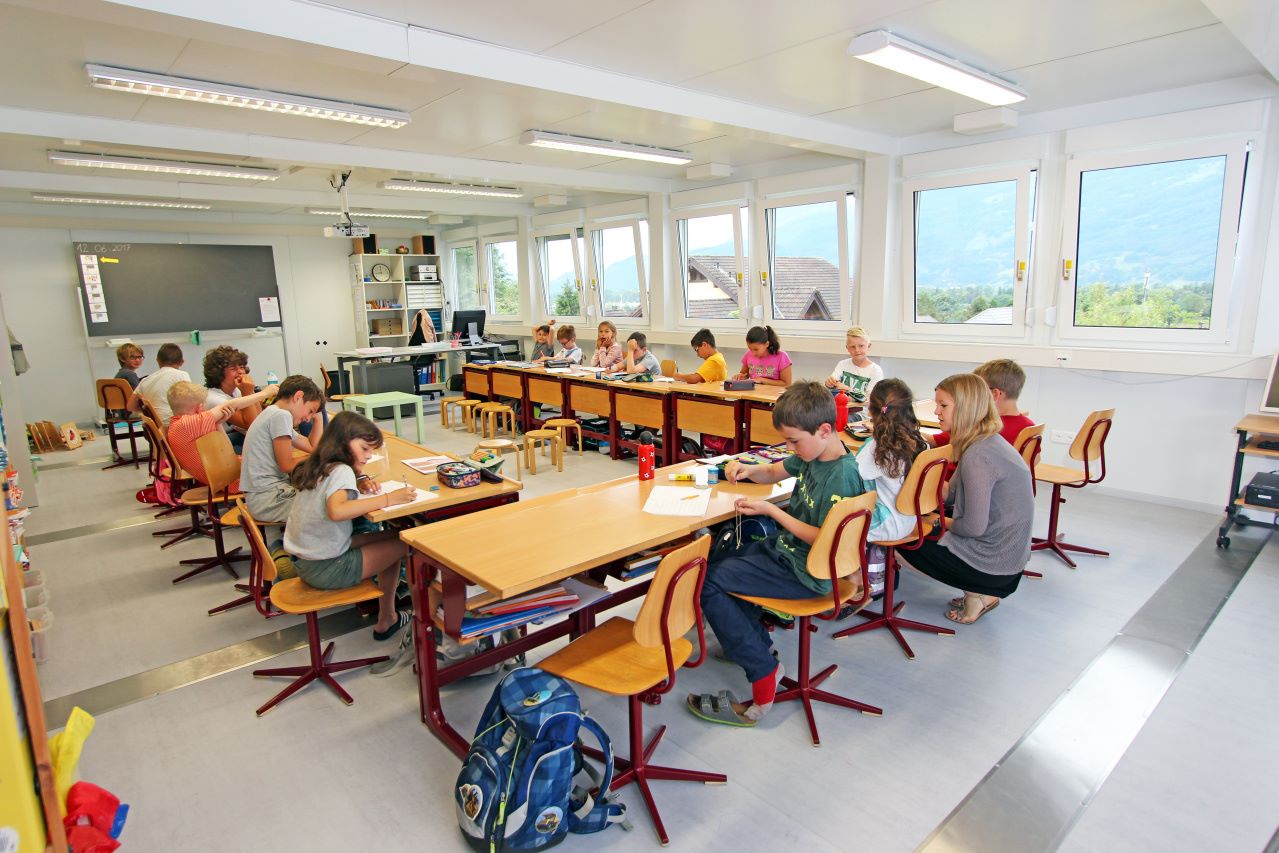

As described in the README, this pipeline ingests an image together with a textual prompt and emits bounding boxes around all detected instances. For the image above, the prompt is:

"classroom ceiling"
[0,0,1272,231]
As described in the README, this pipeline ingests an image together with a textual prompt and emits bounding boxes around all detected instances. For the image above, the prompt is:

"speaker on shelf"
[352,235,379,254]
[411,235,436,255]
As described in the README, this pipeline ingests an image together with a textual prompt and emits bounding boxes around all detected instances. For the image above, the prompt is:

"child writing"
[530,322,556,362]
[733,325,792,386]
[687,381,868,727]
[128,343,188,427]
[165,380,279,489]
[590,320,623,370]
[284,411,416,641]
[555,324,583,364]
[672,328,728,384]
[619,331,661,375]
[241,375,326,524]
[825,326,883,405]
[931,358,1034,448]
[115,343,144,389]
[900,374,1034,625]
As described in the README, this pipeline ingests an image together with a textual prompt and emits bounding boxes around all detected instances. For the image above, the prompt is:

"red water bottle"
[637,430,656,481]
[834,390,849,432]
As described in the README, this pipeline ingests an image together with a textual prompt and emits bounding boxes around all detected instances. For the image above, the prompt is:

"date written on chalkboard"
[74,243,131,253]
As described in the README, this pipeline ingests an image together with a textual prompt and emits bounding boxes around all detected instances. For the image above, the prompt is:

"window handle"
[1016,260,1026,282]
[760,271,769,287]
[1062,259,1073,281]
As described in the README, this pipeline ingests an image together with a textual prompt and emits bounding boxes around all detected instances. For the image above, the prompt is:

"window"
[1059,141,1246,343]
[588,221,647,320]
[764,195,849,324]
[677,206,748,322]
[483,237,519,317]
[448,242,481,311]
[902,167,1034,337]
[536,230,585,320]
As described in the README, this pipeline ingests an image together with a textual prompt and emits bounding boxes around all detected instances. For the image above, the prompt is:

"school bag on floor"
[455,667,628,851]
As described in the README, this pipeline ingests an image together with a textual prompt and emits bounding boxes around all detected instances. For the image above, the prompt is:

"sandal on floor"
[686,690,757,727]
[945,598,999,625]
[373,609,412,641]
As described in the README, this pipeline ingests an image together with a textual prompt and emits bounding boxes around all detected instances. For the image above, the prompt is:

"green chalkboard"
[73,242,281,336]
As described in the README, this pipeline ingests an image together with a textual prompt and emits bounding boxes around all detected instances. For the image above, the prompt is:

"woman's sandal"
[372,609,411,641]
[686,691,758,727]
[945,598,999,625]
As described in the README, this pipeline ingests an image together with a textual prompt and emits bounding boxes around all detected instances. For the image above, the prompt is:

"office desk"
[403,460,791,757]
[366,433,521,524]
[334,342,503,394]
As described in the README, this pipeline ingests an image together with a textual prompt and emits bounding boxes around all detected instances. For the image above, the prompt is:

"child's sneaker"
[370,626,414,677]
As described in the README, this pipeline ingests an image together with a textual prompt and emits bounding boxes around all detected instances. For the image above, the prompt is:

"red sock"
[751,664,779,707]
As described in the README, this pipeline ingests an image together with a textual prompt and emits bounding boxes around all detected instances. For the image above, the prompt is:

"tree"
[552,279,580,315]
[488,248,520,314]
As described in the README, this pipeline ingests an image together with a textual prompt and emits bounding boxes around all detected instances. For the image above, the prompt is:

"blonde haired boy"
[824,326,883,404]
[166,380,278,488]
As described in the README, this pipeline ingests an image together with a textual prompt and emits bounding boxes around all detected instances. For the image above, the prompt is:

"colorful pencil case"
[436,461,482,488]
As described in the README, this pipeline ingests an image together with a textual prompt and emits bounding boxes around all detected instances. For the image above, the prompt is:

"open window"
[586,219,649,323]
[762,192,852,329]
[482,236,520,318]
[447,240,482,312]
[677,205,749,323]
[535,229,586,322]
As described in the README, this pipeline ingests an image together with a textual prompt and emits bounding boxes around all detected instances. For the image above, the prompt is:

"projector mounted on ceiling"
[322,171,370,238]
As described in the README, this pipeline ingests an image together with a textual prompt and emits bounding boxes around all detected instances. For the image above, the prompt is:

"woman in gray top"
[902,373,1034,624]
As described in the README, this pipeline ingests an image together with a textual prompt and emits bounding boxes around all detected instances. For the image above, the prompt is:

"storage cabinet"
[350,253,443,348]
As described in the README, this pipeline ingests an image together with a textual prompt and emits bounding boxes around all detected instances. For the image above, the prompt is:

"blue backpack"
[455,667,628,851]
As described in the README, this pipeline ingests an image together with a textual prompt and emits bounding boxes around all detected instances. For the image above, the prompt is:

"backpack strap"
[568,715,630,835]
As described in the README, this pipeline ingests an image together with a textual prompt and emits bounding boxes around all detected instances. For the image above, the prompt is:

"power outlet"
[1054,351,1071,365]
[1051,429,1075,444]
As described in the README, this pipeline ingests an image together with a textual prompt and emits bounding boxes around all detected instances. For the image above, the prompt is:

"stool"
[342,392,426,443]
[449,398,482,432]
[473,401,502,435]
[477,438,521,481]
[440,396,466,428]
[482,404,517,439]
[524,428,563,475]
[542,417,583,456]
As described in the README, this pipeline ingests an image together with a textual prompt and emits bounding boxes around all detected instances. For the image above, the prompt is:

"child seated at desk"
[590,320,624,370]
[203,345,265,452]
[931,358,1034,448]
[825,326,883,405]
[687,381,869,727]
[128,343,188,427]
[241,375,325,523]
[115,342,143,389]
[619,331,661,375]
[733,325,792,387]
[165,380,279,489]
[530,322,555,362]
[672,328,728,384]
[555,324,583,364]
[284,411,416,641]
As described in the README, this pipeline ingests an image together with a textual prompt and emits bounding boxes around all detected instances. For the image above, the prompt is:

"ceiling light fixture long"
[85,64,410,128]
[48,150,281,181]
[520,130,692,165]
[32,194,212,209]
[307,208,433,220]
[381,179,523,198]
[846,31,1026,107]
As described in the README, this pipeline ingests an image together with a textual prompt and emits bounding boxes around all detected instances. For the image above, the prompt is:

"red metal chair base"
[831,558,954,660]
[207,582,280,617]
[155,507,211,549]
[253,614,387,716]
[775,617,881,746]
[174,546,246,583]
[1031,484,1110,569]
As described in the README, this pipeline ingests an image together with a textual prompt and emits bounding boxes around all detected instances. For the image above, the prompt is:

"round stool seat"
[452,398,483,432]
[476,438,521,481]
[523,429,563,475]
[542,417,583,457]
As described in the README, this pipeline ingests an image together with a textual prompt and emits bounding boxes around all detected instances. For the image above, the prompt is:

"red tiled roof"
[682,255,842,321]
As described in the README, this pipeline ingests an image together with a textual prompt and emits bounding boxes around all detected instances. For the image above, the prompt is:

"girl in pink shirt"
[734,325,792,386]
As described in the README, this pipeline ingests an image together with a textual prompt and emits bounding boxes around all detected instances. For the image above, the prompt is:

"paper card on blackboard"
[79,254,97,268]
[89,300,107,312]
[83,272,101,284]
[90,312,109,323]
[85,283,103,297]
[259,297,280,323]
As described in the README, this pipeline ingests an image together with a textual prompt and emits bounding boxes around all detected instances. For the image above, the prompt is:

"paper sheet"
[696,455,733,465]
[770,477,797,498]
[643,485,711,516]
[375,481,438,509]
[652,375,675,382]
[259,296,281,323]
[403,455,452,475]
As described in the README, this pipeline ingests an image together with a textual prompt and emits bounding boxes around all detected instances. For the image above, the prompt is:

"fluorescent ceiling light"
[48,150,281,181]
[85,64,410,128]
[32,194,211,209]
[520,130,692,165]
[846,31,1026,107]
[382,179,523,198]
[307,208,433,220]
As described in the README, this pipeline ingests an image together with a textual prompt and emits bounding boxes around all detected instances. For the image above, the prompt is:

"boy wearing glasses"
[673,328,727,384]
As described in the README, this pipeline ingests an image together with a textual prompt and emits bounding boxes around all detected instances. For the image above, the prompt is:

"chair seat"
[871,513,942,547]
[542,418,577,428]
[1034,462,1087,486]
[268,577,383,615]
[737,578,862,618]
[182,486,244,507]
[478,438,518,450]
[525,428,558,439]
[538,617,692,697]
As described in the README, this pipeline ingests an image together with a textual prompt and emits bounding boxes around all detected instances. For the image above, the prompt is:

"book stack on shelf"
[442,585,582,641]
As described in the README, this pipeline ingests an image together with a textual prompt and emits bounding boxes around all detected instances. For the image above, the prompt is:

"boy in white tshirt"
[128,342,189,426]
[825,326,883,405]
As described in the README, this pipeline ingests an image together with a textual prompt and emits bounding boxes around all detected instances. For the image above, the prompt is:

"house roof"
[684,255,841,320]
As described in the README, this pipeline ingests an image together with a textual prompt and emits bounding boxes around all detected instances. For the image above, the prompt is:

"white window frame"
[674,203,749,329]
[585,217,649,325]
[534,227,586,323]
[480,234,520,319]
[757,189,852,332]
[900,165,1035,339]
[446,239,482,314]
[1055,139,1247,346]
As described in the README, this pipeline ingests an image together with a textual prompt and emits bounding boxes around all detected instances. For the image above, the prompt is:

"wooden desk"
[366,433,521,523]
[403,460,790,756]
[334,341,502,394]
[462,363,493,398]
[669,381,746,458]
[1218,413,1279,547]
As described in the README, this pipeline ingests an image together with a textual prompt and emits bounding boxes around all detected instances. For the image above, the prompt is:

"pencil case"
[436,461,482,488]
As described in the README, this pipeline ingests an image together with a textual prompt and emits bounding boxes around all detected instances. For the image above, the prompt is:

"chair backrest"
[660,359,676,378]
[1068,409,1114,463]
[196,430,241,498]
[235,498,278,615]
[138,395,163,427]
[894,444,953,518]
[1014,423,1045,470]
[804,491,877,612]
[139,416,165,481]
[320,363,333,397]
[632,535,711,692]
[96,378,132,412]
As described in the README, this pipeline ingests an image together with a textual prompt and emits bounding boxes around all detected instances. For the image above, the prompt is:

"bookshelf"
[349,254,443,348]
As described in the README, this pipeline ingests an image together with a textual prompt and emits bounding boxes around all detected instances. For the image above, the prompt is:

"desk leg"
[1219,429,1248,548]
[409,552,469,759]
[336,357,351,395]
[414,400,425,444]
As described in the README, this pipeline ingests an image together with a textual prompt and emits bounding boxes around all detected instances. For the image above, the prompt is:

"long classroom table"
[365,433,522,524]
[402,458,792,757]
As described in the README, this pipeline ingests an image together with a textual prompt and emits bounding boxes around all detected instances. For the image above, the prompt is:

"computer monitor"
[1260,352,1279,414]
[450,309,485,345]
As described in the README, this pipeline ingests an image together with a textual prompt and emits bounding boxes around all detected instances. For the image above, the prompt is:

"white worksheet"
[643,485,711,516]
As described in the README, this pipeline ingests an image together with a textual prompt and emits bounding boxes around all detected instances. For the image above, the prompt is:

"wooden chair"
[660,359,676,378]
[523,428,562,474]
[251,553,389,716]
[209,501,288,617]
[95,378,146,470]
[542,417,583,456]
[1014,423,1047,579]
[137,396,164,429]
[1032,409,1115,568]
[832,444,956,659]
[538,535,723,846]
[320,363,353,407]
[733,492,882,746]
[139,417,206,548]
[173,431,249,584]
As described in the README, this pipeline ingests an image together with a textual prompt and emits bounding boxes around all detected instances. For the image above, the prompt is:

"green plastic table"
[342,392,425,443]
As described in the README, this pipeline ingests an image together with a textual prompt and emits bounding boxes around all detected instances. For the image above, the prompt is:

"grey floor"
[25,419,1279,852]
